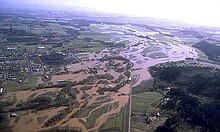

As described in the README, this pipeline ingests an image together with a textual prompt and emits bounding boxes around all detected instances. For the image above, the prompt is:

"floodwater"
[12,107,66,132]
[3,88,61,107]
[92,23,198,87]
[46,52,130,131]
[93,24,198,86]
[59,23,199,130]
[6,23,200,131]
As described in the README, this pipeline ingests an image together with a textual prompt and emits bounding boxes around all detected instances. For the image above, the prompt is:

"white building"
[37,46,46,52]
[0,88,4,93]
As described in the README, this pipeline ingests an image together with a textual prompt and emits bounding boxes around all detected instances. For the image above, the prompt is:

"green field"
[7,36,41,43]
[13,25,29,31]
[32,28,46,35]
[194,47,210,62]
[120,40,131,45]
[84,106,108,129]
[100,105,128,132]
[45,23,67,35]
[132,79,154,94]
[3,77,37,92]
[86,46,106,52]
[89,26,103,32]
[143,46,160,53]
[80,102,119,129]
[131,92,163,113]
[149,52,168,59]
[131,116,167,131]
[77,99,109,118]
[78,33,111,41]
[68,39,107,52]
[76,101,104,118]
[131,92,164,131]
[78,105,97,118]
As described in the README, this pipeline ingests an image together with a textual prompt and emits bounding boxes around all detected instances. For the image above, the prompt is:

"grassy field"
[129,25,152,32]
[3,81,22,92]
[132,97,154,113]
[143,46,160,53]
[8,44,53,51]
[3,77,37,92]
[25,77,37,84]
[149,52,168,59]
[89,26,103,32]
[32,28,46,35]
[120,40,131,45]
[100,105,128,132]
[86,46,106,52]
[13,25,29,31]
[81,102,119,129]
[45,23,67,35]
[7,36,41,43]
[78,33,111,41]
[131,92,164,131]
[68,39,92,48]
[132,79,154,94]
[68,39,107,53]
[76,98,108,118]
[131,92,163,113]
[83,103,110,129]
[154,35,176,44]
[131,116,167,131]
[194,47,209,61]
[79,106,97,118]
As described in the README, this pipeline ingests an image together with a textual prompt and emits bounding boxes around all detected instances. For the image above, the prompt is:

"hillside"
[150,63,220,131]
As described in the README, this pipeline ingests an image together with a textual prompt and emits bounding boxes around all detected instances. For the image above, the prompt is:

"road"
[128,82,132,132]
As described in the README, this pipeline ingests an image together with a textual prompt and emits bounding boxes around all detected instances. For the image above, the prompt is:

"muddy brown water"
[2,88,61,107]
[12,107,66,132]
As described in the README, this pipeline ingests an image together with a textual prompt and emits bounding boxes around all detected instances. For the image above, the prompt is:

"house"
[10,113,18,117]
[57,80,68,84]
[0,88,4,93]
[108,84,113,88]
[127,77,132,83]
[156,112,161,117]
[0,87,4,94]
[7,47,17,51]
[146,116,157,124]
[185,57,196,64]
[165,98,170,101]
[166,87,171,90]
[36,46,46,52]
[185,57,194,60]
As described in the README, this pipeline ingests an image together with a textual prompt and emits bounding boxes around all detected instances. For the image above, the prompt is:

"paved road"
[128,83,132,132]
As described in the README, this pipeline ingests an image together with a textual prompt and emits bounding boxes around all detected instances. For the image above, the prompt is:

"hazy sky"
[1,0,220,27]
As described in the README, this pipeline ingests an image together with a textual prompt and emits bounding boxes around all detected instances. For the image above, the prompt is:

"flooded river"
[92,23,198,86]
